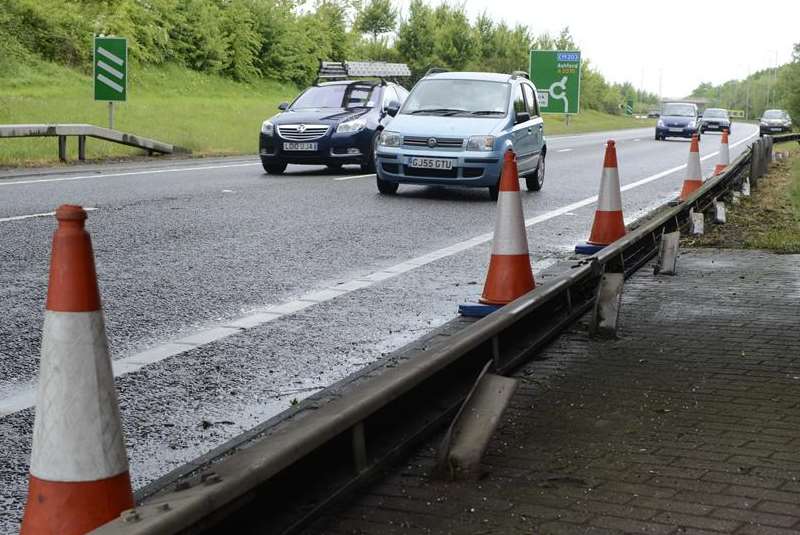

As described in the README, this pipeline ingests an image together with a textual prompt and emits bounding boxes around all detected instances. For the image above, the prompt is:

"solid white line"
[333,173,375,181]
[557,148,573,153]
[97,73,124,93]
[0,125,759,418]
[0,162,260,187]
[97,60,124,80]
[97,47,124,66]
[0,207,97,223]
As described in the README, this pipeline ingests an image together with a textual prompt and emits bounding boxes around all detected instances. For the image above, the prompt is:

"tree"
[396,0,437,79]
[356,0,396,42]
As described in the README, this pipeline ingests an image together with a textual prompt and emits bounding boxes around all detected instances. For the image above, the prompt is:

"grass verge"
[0,58,654,167]
[685,141,800,253]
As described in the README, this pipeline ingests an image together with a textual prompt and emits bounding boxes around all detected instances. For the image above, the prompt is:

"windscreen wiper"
[409,108,468,115]
[470,110,504,115]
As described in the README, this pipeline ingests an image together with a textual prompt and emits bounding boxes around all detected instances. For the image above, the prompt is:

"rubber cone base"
[575,242,606,255]
[458,303,502,317]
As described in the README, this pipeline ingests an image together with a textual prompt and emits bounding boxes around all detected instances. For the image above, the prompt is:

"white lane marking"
[333,173,375,181]
[0,126,759,418]
[634,138,641,142]
[0,207,97,223]
[0,162,260,187]
[557,148,573,153]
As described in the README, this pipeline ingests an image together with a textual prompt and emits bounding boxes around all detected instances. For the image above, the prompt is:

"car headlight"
[687,120,696,128]
[657,119,664,127]
[336,119,366,134]
[261,121,274,135]
[466,135,495,151]
[378,130,402,147]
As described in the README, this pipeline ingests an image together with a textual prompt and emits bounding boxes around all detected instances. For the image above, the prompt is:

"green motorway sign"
[529,50,581,114]
[94,36,127,102]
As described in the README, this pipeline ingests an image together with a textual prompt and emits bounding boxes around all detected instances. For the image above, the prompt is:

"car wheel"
[261,159,287,174]
[526,152,545,191]
[327,163,343,171]
[655,133,661,141]
[488,184,499,201]
[376,175,398,195]
[361,133,379,173]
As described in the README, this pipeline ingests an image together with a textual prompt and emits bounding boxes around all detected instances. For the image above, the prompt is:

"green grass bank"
[0,59,653,167]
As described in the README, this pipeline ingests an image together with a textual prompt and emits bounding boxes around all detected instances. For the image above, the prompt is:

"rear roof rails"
[424,67,449,77]
[511,70,529,80]
[317,61,411,85]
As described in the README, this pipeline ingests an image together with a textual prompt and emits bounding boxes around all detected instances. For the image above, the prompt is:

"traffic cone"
[21,205,133,535]
[479,150,535,305]
[679,134,703,201]
[575,140,626,254]
[714,129,730,175]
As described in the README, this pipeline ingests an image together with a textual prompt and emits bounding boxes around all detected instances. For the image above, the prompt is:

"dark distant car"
[699,108,732,134]
[259,62,410,174]
[759,109,792,136]
[647,110,660,118]
[655,102,700,140]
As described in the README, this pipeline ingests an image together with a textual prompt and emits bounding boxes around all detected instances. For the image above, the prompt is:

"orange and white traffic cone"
[713,129,730,175]
[679,134,703,201]
[21,205,133,535]
[479,150,535,306]
[575,140,626,254]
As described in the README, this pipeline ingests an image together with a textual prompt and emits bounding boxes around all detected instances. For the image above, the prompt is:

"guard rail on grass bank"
[94,134,796,535]
[0,124,189,162]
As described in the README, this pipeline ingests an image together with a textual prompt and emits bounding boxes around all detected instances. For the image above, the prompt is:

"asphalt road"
[0,124,758,528]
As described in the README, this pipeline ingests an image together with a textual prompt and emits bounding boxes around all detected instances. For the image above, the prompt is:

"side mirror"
[385,101,400,117]
[278,102,289,111]
[515,111,531,124]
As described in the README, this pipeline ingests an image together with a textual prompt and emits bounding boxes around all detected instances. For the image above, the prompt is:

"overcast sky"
[394,0,799,98]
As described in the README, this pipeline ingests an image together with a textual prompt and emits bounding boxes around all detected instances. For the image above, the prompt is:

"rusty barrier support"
[93,134,798,535]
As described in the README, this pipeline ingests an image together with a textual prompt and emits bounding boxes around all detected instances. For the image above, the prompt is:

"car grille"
[403,136,464,149]
[277,124,329,141]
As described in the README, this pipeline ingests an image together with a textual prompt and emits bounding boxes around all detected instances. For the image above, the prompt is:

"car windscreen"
[401,79,510,116]
[763,110,785,119]
[291,84,376,109]
[703,109,727,118]
[662,104,696,117]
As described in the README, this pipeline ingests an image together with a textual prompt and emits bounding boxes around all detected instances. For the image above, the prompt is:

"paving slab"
[311,249,800,534]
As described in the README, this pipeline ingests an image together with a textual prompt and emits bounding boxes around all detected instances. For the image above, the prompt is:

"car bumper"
[259,130,373,164]
[760,125,790,134]
[375,148,503,187]
[700,122,730,132]
[656,126,699,138]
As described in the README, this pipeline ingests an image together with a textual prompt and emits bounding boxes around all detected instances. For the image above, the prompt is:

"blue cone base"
[575,242,606,255]
[458,302,503,317]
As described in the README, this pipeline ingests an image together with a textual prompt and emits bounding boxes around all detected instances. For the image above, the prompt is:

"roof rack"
[424,67,449,77]
[317,61,411,84]
[511,70,529,80]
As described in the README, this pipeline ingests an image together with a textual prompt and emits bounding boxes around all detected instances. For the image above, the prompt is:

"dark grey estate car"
[699,108,731,134]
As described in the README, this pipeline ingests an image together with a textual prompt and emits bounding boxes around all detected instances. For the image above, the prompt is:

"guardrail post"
[78,135,86,161]
[352,422,367,474]
[57,135,67,162]
[750,141,760,188]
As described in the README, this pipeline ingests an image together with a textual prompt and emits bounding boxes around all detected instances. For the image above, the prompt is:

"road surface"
[0,124,758,529]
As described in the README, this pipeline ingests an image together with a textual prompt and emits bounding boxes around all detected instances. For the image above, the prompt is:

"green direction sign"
[529,50,581,114]
[94,36,127,102]
[625,96,634,115]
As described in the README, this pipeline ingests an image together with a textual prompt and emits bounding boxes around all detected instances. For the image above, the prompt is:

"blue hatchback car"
[375,71,547,200]
[655,102,701,141]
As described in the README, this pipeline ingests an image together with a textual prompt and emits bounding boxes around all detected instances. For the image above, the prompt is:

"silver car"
[760,109,792,136]
[699,108,731,134]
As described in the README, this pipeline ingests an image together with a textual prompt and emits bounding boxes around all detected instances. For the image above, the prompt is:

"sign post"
[93,36,127,130]
[530,50,581,126]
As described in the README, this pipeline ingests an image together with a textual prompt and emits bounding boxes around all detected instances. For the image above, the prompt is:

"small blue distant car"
[655,102,701,140]
[259,62,410,174]
[375,71,547,200]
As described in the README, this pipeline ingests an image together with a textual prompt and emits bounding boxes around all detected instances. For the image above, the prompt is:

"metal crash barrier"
[93,133,798,535]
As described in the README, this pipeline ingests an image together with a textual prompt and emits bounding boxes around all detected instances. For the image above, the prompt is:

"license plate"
[283,142,317,151]
[668,128,683,133]
[771,127,782,131]
[409,157,453,170]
